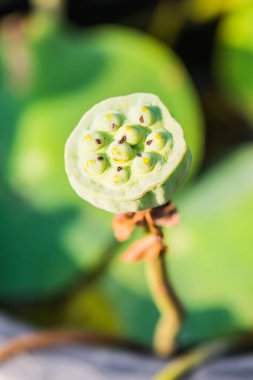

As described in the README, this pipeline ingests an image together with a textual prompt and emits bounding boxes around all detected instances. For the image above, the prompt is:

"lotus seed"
[129,105,156,127]
[117,125,143,145]
[145,131,172,152]
[84,154,107,175]
[108,141,133,163]
[110,167,130,186]
[81,131,105,153]
[132,152,156,174]
[96,112,123,132]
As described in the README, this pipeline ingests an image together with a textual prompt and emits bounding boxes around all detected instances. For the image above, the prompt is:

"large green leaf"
[100,144,253,346]
[0,184,115,301]
[214,3,253,128]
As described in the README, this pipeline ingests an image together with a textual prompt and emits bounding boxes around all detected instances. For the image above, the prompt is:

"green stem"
[145,252,184,357]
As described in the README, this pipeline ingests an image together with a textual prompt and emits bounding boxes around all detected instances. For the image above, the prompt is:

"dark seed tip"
[117,166,123,172]
[137,152,142,157]
[97,156,104,161]
[119,135,126,144]
[95,138,102,144]
[139,115,144,123]
[146,140,152,145]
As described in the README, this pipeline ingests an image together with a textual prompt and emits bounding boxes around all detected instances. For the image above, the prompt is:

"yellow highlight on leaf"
[143,157,150,165]
[114,175,119,183]
[106,113,112,120]
[142,106,148,112]
[125,125,132,131]
[156,133,162,140]
[85,134,92,140]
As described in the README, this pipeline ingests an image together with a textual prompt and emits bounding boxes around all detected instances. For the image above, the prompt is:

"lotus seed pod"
[65,93,191,213]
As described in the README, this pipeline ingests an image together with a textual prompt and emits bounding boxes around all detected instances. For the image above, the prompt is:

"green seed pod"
[65,93,191,213]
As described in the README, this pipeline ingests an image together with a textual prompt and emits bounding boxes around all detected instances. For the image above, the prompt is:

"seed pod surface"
[65,93,191,212]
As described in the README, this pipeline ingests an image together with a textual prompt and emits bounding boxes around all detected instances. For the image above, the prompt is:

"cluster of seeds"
[79,105,173,186]
[65,93,191,213]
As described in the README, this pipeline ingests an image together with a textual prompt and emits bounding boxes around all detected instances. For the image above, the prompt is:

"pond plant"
[65,92,191,356]
[0,94,252,380]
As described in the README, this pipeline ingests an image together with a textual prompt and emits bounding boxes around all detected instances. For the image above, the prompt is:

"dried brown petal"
[121,234,157,262]
[112,212,145,242]
[144,241,162,260]
[112,215,135,242]
[121,234,164,262]
[151,202,180,228]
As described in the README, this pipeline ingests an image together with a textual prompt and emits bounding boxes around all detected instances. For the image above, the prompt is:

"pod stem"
[144,209,183,357]
[145,250,183,357]
[113,203,184,357]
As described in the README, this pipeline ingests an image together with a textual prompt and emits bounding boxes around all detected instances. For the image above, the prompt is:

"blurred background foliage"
[0,0,252,349]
